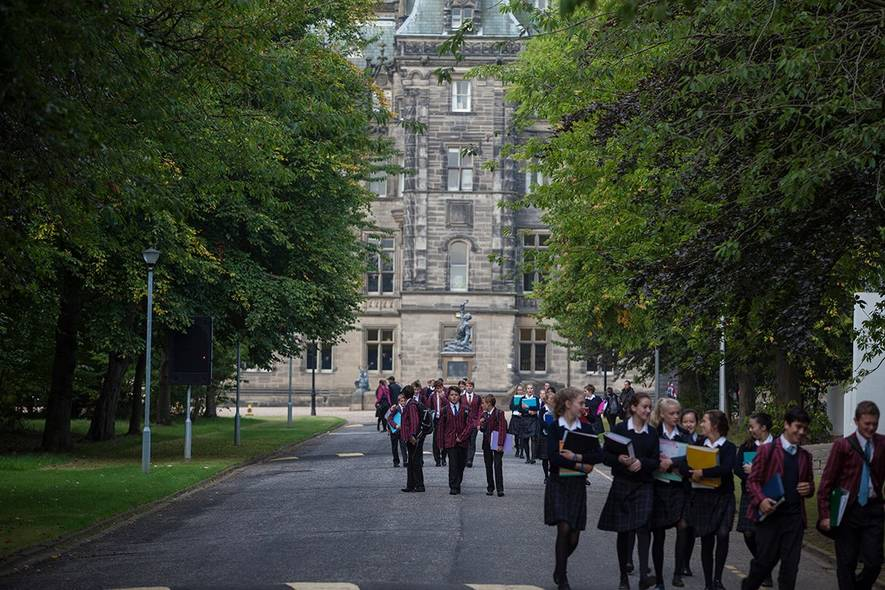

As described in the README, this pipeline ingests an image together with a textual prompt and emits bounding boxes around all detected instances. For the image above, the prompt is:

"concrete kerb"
[0,419,347,578]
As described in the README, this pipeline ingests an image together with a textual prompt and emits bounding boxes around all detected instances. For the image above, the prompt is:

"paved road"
[1,421,839,590]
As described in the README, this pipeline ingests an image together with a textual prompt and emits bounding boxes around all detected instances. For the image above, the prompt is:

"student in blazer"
[437,385,472,495]
[686,410,737,590]
[741,407,814,590]
[675,408,701,581]
[818,400,885,590]
[461,381,483,468]
[545,387,603,590]
[734,412,774,588]
[599,391,665,590]
[399,385,425,493]
[429,381,447,467]
[479,394,508,496]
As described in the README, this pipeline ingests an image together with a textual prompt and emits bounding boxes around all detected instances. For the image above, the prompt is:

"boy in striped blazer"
[480,394,508,496]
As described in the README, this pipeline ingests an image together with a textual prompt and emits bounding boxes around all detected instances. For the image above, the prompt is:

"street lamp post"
[719,316,726,412]
[235,339,241,445]
[654,348,661,401]
[310,342,317,417]
[141,247,160,474]
[287,356,293,427]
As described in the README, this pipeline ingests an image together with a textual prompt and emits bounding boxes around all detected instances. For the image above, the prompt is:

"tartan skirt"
[651,480,688,530]
[536,432,549,459]
[736,489,755,533]
[598,477,654,532]
[685,489,735,538]
[545,475,588,530]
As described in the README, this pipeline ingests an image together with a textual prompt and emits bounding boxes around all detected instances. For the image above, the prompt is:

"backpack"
[415,400,434,439]
[605,394,621,417]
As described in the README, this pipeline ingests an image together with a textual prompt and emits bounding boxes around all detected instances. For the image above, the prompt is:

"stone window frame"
[448,240,470,292]
[367,160,389,199]
[304,342,334,373]
[446,146,474,192]
[366,233,396,296]
[450,6,474,31]
[521,231,550,294]
[365,327,396,374]
[451,80,472,113]
[519,326,548,374]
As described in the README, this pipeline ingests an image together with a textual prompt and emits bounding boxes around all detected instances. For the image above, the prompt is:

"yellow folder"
[687,445,721,489]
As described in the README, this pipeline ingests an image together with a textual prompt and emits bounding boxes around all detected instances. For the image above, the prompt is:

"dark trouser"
[742,512,803,590]
[483,446,504,493]
[446,446,467,491]
[606,415,618,432]
[466,427,478,466]
[834,501,884,590]
[390,432,407,465]
[405,441,424,491]
[431,419,444,464]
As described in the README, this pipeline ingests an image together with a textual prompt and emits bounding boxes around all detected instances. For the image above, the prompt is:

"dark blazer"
[480,407,508,450]
[584,396,605,435]
[546,419,604,478]
[603,421,661,482]
[735,440,758,489]
[747,438,814,525]
[461,391,483,428]
[437,402,471,450]
[696,439,737,495]
[819,431,885,522]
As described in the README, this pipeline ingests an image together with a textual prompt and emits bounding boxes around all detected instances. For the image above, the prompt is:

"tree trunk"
[87,351,130,441]
[42,270,83,452]
[128,352,145,435]
[157,342,172,425]
[775,347,802,406]
[737,365,756,419]
[204,384,217,418]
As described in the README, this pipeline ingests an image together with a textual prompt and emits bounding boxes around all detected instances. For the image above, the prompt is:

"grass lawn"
[0,416,342,558]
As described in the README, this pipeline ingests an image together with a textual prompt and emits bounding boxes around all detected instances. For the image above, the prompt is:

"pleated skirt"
[685,489,735,538]
[545,475,588,530]
[651,480,688,529]
[598,477,654,532]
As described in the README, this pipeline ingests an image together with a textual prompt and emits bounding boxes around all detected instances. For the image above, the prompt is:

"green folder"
[743,451,757,465]
[829,487,850,527]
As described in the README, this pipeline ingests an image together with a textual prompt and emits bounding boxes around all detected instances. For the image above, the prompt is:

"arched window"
[449,241,469,292]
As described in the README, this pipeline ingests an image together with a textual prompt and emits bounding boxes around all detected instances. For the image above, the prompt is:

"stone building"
[241,0,622,404]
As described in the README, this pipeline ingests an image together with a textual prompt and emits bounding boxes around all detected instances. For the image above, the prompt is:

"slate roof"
[397,0,524,37]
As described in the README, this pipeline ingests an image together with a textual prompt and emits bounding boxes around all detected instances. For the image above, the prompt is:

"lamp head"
[142,248,160,267]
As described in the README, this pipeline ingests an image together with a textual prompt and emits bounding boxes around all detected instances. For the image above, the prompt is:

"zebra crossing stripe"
[286,584,360,590]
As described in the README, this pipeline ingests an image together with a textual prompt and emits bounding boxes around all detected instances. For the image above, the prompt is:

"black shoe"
[486,490,494,496]
[640,575,656,590]
[544,476,549,484]
[558,573,571,590]
[393,463,400,467]
[761,577,772,588]
[497,491,505,497]
[449,489,457,495]
[529,459,537,464]
[435,461,441,467]
[654,585,665,590]
[553,570,563,586]
[442,461,447,466]
[619,574,630,590]
[401,488,414,493]
[672,575,684,587]
[714,582,725,590]
[414,487,425,492]
[466,463,473,468]
[626,562,635,575]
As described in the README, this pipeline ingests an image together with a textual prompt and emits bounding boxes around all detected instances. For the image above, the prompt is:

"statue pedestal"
[350,388,367,411]
[441,354,475,384]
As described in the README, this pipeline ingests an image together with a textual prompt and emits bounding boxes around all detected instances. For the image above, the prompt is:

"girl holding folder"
[544,386,603,590]
[599,392,667,590]
[686,410,737,590]
[734,412,773,587]
[650,398,692,589]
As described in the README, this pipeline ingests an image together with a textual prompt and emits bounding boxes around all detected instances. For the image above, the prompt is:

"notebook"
[603,432,635,459]
[655,438,688,483]
[490,431,513,453]
[687,445,720,489]
[829,487,850,527]
[757,473,785,521]
[563,430,601,457]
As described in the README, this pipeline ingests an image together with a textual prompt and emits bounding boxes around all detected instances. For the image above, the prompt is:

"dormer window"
[451,7,473,31]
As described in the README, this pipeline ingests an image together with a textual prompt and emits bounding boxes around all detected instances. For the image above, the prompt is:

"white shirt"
[779,434,798,455]
[704,436,727,448]
[627,417,650,434]
[662,424,679,440]
[450,403,459,415]
[558,416,580,431]
[466,392,474,404]
[755,434,774,447]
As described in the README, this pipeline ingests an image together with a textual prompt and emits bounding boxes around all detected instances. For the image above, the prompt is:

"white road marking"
[336,452,364,458]
[268,456,299,462]
[468,585,545,590]
[110,587,171,590]
[286,584,360,590]
[344,424,363,428]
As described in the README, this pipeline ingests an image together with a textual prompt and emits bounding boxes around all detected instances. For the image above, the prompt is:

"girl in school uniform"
[537,387,554,483]
[734,412,774,588]
[545,386,603,590]
[649,398,692,590]
[674,409,700,581]
[375,379,391,432]
[686,410,736,590]
[509,384,526,458]
[599,392,667,590]
[521,384,540,464]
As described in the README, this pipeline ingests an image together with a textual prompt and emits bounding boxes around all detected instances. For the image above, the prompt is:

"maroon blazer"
[437,402,471,450]
[818,432,885,522]
[399,398,420,442]
[429,392,446,418]
[480,407,508,450]
[746,439,815,525]
[461,391,483,428]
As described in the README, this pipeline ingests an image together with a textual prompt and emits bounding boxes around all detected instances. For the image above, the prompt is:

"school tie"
[785,444,797,455]
[859,440,871,507]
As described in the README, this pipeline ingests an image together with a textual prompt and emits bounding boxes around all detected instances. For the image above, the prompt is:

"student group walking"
[381,376,884,590]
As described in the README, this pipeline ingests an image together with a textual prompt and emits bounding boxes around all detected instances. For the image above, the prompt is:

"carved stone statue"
[354,367,369,392]
[443,300,474,353]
